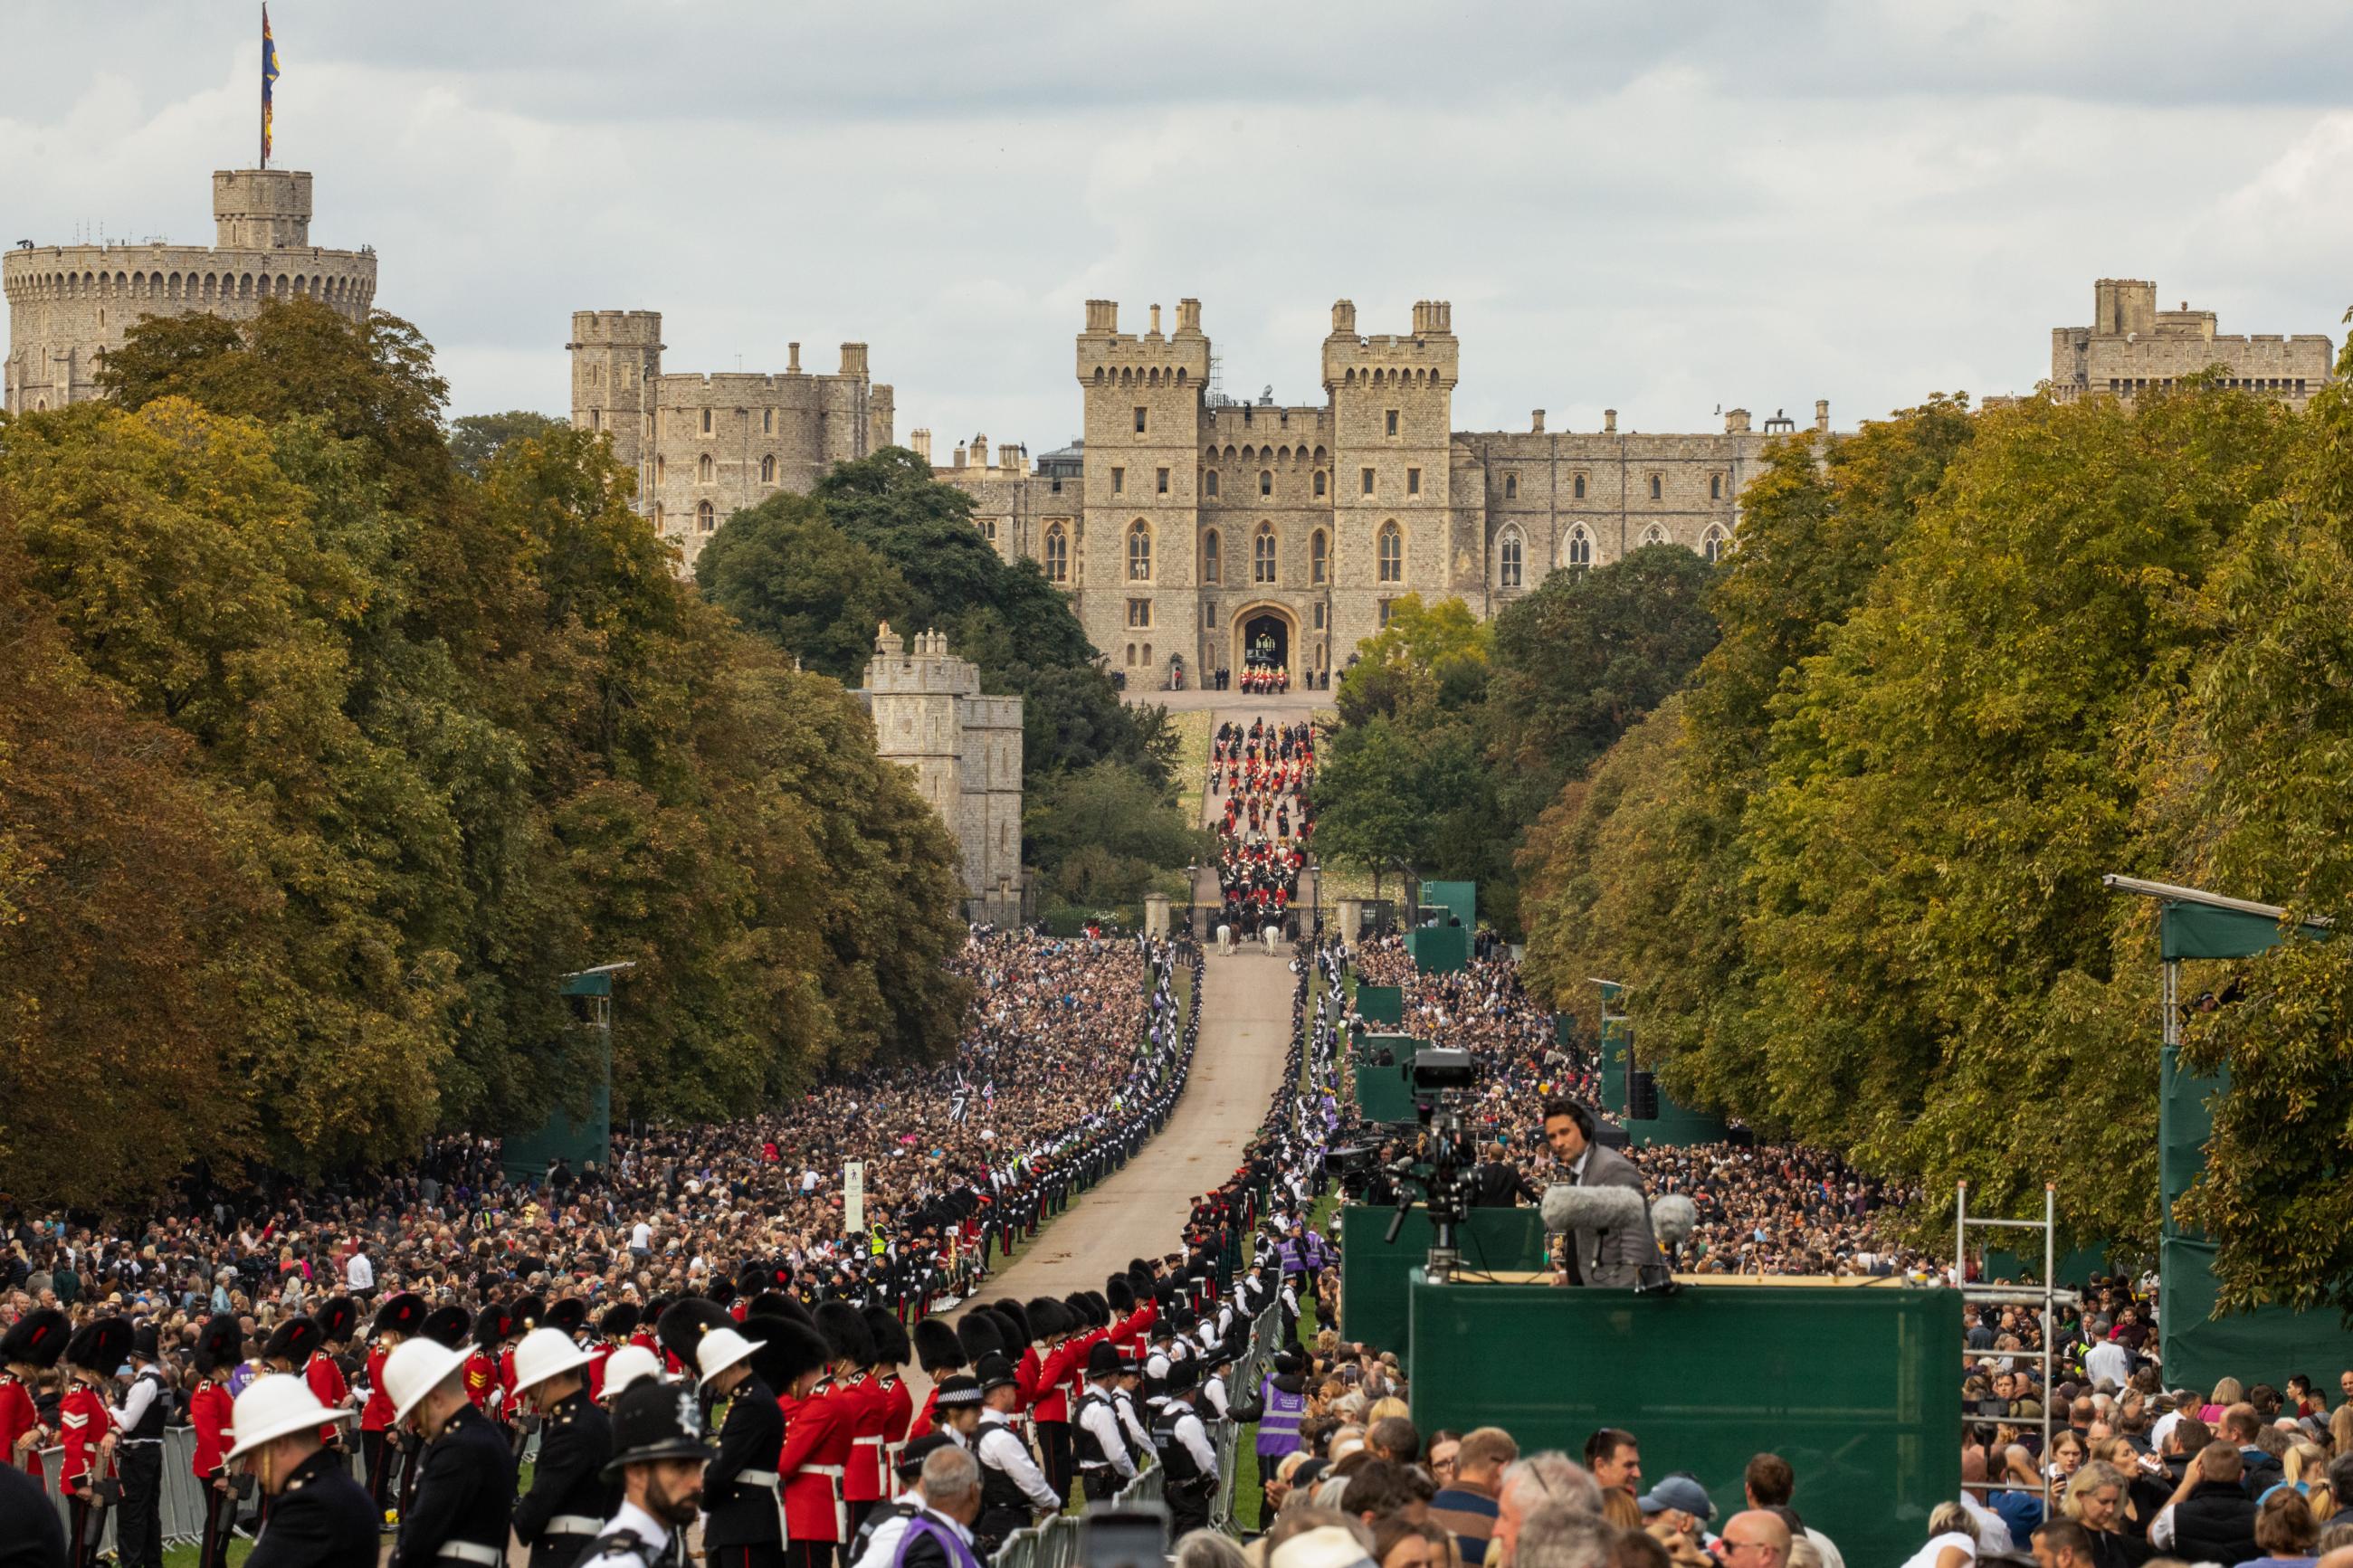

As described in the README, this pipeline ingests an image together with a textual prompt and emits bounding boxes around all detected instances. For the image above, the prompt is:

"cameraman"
[1541,1099,1654,1288]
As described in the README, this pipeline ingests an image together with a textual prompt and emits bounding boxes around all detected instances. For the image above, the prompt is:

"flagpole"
[259,5,267,168]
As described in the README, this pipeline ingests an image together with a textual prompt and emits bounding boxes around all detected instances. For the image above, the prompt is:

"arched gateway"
[1231,603,1297,680]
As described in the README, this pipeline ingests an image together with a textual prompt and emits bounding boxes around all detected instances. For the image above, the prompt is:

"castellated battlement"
[859,624,1024,925]
[1322,299,1461,389]
[1076,299,1212,381]
[5,166,376,413]
[569,309,664,347]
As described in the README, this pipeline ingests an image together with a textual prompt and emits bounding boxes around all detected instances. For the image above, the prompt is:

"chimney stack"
[1148,304,1162,337]
[1531,409,1546,433]
[911,428,933,463]
[787,342,801,374]
[1604,408,1618,434]
[1814,398,1830,433]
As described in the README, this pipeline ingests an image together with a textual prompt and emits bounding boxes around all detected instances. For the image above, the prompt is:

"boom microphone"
[1650,1193,1697,1250]
[1539,1183,1645,1236]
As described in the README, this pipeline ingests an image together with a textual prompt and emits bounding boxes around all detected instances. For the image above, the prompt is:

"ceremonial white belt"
[805,1463,849,1539]
[735,1468,792,1545]
[438,1544,505,1566]
[853,1435,886,1447]
[548,1515,604,1535]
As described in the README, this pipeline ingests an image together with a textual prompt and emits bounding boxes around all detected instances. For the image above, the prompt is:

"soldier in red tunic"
[60,1316,129,1568]
[0,1307,65,1486]
[850,1307,913,1508]
[463,1303,512,1411]
[361,1291,424,1522]
[189,1316,243,1568]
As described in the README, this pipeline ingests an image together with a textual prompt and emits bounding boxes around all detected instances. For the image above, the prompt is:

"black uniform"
[246,1445,378,1568]
[388,1403,518,1568]
[512,1388,618,1568]
[703,1373,786,1568]
[1150,1402,1215,1536]
[115,1366,167,1568]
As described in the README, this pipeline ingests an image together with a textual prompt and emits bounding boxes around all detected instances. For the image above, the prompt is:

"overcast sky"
[7,3,2349,447]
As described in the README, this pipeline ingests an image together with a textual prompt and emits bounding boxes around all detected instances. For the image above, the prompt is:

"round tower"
[4,166,376,414]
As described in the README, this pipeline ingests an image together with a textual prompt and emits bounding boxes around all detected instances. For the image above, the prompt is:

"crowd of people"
[1212,718,1315,933]
[0,929,1224,1564]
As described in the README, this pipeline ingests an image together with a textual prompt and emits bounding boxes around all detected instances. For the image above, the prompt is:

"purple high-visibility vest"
[1255,1377,1307,1459]
[894,1513,986,1568]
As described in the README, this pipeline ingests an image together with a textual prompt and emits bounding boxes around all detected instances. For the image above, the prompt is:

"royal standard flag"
[262,6,281,166]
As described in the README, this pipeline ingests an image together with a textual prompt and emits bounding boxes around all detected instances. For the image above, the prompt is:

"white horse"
[1262,923,1281,956]
[1216,923,1234,956]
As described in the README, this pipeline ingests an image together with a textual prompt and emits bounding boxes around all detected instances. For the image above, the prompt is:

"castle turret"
[1324,299,1460,626]
[1075,297,1210,670]
[567,309,664,489]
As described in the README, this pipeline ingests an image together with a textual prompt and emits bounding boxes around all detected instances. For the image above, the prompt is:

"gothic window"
[980,518,998,545]
[1573,472,1587,500]
[1260,470,1273,497]
[1710,472,1724,500]
[1310,529,1329,585]
[1378,597,1396,629]
[697,500,716,532]
[1641,524,1667,546]
[701,408,713,435]
[1313,602,1327,631]
[1314,470,1327,498]
[1407,468,1421,496]
[1254,522,1278,584]
[698,454,714,484]
[1361,468,1376,496]
[1504,473,1518,499]
[1648,473,1662,501]
[1203,528,1222,584]
[1377,522,1404,584]
[1565,525,1593,568]
[763,409,775,434]
[1703,525,1729,564]
[1043,523,1069,583]
[1205,469,1219,498]
[1205,602,1218,630]
[1499,528,1524,588]
[760,455,776,484]
[1128,520,1153,582]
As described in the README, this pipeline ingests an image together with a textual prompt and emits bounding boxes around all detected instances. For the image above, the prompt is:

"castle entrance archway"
[1233,603,1296,680]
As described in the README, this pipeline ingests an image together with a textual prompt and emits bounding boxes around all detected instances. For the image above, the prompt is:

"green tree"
[1026,761,1207,908]
[694,492,912,682]
[450,409,566,480]
[1486,543,1720,825]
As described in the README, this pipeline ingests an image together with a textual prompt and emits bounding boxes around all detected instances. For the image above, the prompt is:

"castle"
[4,168,376,413]
[858,627,1024,926]
[918,298,1815,686]
[2043,278,2335,408]
[567,310,893,572]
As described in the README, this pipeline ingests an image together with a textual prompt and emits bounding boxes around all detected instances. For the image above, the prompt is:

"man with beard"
[576,1377,716,1568]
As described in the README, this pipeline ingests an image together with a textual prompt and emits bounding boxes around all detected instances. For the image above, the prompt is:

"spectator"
[1339,1460,1434,1527]
[1721,1509,1797,1568]
[2152,1442,2261,1563]
[1515,1504,1621,1568]
[1584,1430,1642,1497]
[1498,1456,1604,1568]
[1431,1427,1518,1566]
[1368,1517,1451,1568]
[2247,1487,2322,1565]
[2031,1519,2098,1568]
[1896,1503,1977,1568]
[1743,1454,1843,1568]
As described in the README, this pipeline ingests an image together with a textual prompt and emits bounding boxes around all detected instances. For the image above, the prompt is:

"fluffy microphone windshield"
[1650,1193,1698,1250]
[1539,1183,1646,1235]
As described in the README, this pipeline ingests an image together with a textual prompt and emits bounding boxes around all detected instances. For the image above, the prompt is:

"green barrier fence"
[1353,1063,1418,1124]
[1421,879,1476,929]
[1408,1276,1959,1568]
[1407,925,1469,973]
[1360,1033,1422,1066]
[1339,1204,1551,1357]
[1358,984,1405,1025]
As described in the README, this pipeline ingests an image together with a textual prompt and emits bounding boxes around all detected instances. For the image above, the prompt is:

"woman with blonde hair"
[2203,1375,2246,1424]
[1897,1502,1977,1568]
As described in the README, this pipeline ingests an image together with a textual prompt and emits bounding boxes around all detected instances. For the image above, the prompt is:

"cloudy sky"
[7,3,2349,446]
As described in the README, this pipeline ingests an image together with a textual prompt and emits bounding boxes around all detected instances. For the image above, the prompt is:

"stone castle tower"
[567,310,894,573]
[4,168,377,413]
[861,626,1023,926]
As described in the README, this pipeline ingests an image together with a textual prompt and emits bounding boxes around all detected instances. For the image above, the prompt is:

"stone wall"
[4,168,376,413]
[861,627,1024,926]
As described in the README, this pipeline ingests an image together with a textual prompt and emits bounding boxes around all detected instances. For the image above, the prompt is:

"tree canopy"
[0,300,970,1206]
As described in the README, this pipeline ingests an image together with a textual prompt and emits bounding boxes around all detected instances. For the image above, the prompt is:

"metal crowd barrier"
[35,1430,372,1554]
[995,1456,1169,1568]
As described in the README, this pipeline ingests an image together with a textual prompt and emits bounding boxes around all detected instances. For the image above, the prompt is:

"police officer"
[384,1332,517,1568]
[509,1325,617,1568]
[1070,1342,1135,1503]
[108,1323,169,1568]
[968,1354,1058,1555]
[573,1377,717,1568]
[1150,1362,1217,1537]
[227,1373,373,1568]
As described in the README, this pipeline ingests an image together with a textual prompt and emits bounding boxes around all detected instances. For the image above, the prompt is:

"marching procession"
[1213,720,1315,936]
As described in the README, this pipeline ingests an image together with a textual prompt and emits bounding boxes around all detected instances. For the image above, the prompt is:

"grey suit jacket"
[1565,1144,1657,1288]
